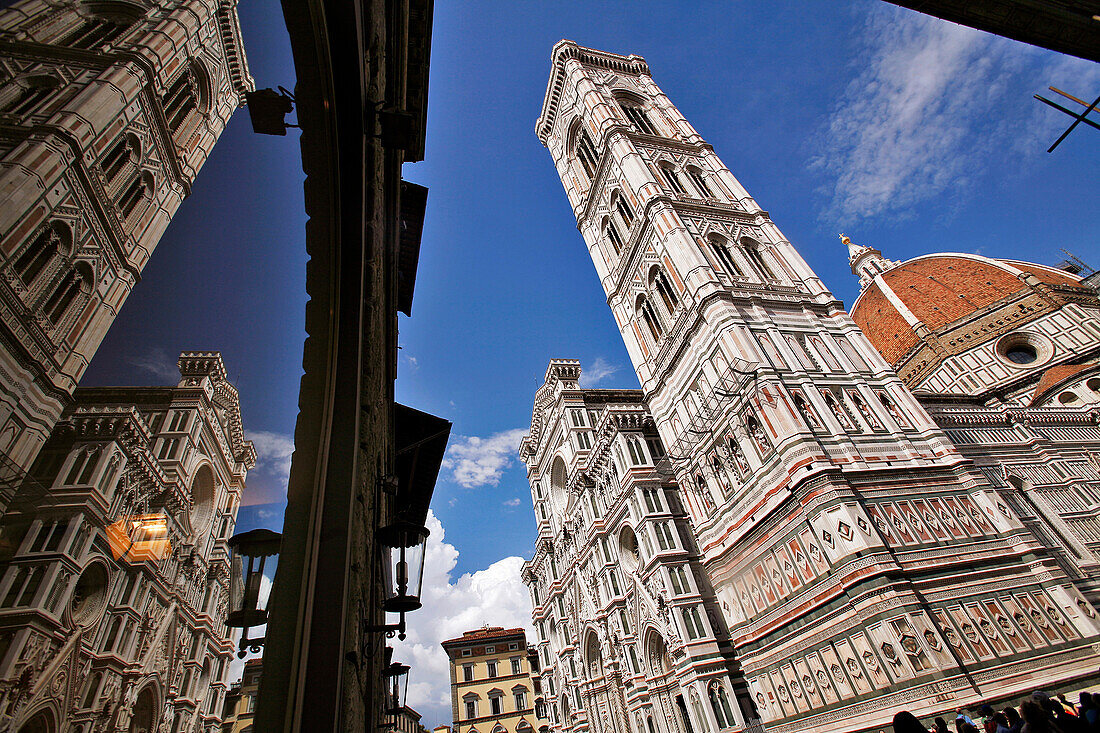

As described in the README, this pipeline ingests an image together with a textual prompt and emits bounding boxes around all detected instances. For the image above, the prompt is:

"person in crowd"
[1021,699,1062,733]
[1004,706,1024,733]
[990,712,1012,733]
[1059,695,1080,717]
[933,717,950,733]
[958,710,979,729]
[1045,699,1087,733]
[1079,692,1099,729]
[893,711,928,733]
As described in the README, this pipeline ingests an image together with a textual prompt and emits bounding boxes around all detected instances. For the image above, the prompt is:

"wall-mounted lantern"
[384,659,410,717]
[227,528,282,657]
[368,520,429,640]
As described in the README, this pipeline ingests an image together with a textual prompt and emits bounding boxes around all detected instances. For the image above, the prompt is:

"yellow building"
[443,627,545,733]
[221,659,263,732]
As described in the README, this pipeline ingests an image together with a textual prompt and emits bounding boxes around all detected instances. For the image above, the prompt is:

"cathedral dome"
[850,253,1083,366]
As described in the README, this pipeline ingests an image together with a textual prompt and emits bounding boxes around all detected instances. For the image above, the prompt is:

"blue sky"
[80,0,1100,722]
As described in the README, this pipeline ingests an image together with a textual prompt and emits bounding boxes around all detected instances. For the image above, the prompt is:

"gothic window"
[618,98,657,135]
[29,518,69,552]
[574,126,600,180]
[604,217,625,255]
[0,76,60,118]
[575,430,592,450]
[43,262,93,328]
[65,446,100,486]
[740,237,776,280]
[118,170,154,222]
[102,134,141,188]
[651,267,678,317]
[627,436,646,465]
[63,16,128,49]
[655,521,676,550]
[708,235,744,277]
[681,605,706,639]
[13,221,71,294]
[686,167,711,198]
[615,192,635,229]
[637,295,664,343]
[658,164,686,195]
[161,62,210,145]
[642,487,663,513]
[82,672,103,709]
[647,435,666,458]
[669,565,690,595]
[569,409,585,427]
[709,682,736,728]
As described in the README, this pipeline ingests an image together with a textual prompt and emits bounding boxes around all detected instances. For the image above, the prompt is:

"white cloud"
[811,7,1100,221]
[441,428,527,488]
[579,356,621,387]
[503,497,521,507]
[392,511,532,729]
[130,347,178,382]
[226,572,273,684]
[246,430,294,485]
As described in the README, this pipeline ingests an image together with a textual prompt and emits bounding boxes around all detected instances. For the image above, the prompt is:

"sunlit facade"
[532,41,1100,733]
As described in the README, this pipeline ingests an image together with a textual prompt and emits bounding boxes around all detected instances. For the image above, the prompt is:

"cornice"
[537,40,650,145]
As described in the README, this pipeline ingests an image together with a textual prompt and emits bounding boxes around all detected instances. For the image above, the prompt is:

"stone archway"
[129,685,156,733]
[17,708,55,733]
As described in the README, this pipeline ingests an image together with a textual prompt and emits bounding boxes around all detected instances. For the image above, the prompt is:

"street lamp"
[226,528,282,658]
[384,659,410,717]
[366,520,428,640]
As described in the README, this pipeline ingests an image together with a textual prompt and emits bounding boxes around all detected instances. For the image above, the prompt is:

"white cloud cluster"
[579,356,621,387]
[441,428,527,488]
[245,430,295,484]
[812,8,1100,221]
[391,511,533,728]
[131,347,179,382]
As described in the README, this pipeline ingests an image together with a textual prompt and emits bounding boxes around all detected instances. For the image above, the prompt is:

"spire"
[841,234,895,290]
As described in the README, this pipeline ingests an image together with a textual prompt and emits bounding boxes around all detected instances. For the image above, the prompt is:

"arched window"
[64,16,128,49]
[740,237,776,280]
[710,454,730,497]
[708,235,743,277]
[651,268,678,316]
[43,262,92,327]
[161,62,209,144]
[82,672,102,708]
[638,295,663,343]
[118,171,153,222]
[658,164,686,195]
[617,96,657,135]
[627,436,645,465]
[614,191,634,229]
[1,76,60,117]
[13,222,70,292]
[686,167,711,198]
[709,681,736,729]
[101,133,140,188]
[604,217,624,255]
[574,126,599,180]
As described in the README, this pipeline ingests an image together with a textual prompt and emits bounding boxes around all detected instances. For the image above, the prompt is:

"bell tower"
[537,41,1100,732]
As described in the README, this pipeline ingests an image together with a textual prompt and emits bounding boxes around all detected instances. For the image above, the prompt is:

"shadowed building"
[0,351,254,733]
[0,0,252,498]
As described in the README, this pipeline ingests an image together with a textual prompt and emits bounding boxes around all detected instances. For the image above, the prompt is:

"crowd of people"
[892,691,1100,733]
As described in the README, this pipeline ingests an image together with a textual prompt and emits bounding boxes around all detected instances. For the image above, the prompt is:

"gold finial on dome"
[839,233,851,246]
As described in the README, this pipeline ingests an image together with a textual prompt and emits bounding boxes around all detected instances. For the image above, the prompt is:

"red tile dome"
[851,254,1083,367]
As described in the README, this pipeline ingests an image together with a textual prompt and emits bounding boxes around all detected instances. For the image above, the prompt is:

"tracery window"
[0,76,60,117]
[658,164,686,195]
[575,126,600,180]
[118,171,153,221]
[13,222,70,293]
[741,238,776,280]
[64,16,128,49]
[708,235,744,277]
[709,681,736,728]
[638,295,663,343]
[686,167,711,198]
[605,217,625,255]
[652,268,678,317]
[681,605,706,639]
[619,100,657,135]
